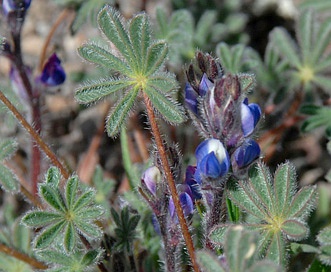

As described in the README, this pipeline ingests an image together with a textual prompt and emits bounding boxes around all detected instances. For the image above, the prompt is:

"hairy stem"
[0,91,70,180]
[0,242,48,270]
[142,93,199,272]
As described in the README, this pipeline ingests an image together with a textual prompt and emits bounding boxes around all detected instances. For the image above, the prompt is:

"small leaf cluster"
[37,248,101,272]
[197,226,280,272]
[76,5,186,137]
[269,8,331,92]
[210,162,317,267]
[300,104,331,136]
[0,215,33,272]
[22,167,104,253]
[110,207,140,253]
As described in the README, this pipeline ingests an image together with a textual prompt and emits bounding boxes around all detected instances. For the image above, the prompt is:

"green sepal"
[22,211,62,227]
[35,220,66,249]
[106,88,138,137]
[0,164,19,192]
[196,250,225,272]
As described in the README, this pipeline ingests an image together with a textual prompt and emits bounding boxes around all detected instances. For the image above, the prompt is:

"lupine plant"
[0,0,330,271]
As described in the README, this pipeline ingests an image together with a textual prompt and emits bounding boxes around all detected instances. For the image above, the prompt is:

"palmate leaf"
[211,162,317,267]
[300,104,331,135]
[269,9,331,92]
[75,5,186,137]
[22,167,104,253]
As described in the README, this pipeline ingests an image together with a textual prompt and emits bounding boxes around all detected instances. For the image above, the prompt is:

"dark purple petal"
[2,0,31,15]
[199,73,213,96]
[185,82,198,114]
[241,100,261,136]
[233,139,260,168]
[185,166,202,200]
[179,192,194,216]
[40,53,66,86]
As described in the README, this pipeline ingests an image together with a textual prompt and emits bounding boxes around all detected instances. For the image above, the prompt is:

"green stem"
[142,93,199,272]
[120,127,137,189]
[0,242,48,270]
[0,90,70,180]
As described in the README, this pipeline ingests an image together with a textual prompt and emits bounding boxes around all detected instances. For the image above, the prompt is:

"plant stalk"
[0,242,48,270]
[0,90,70,180]
[142,93,199,272]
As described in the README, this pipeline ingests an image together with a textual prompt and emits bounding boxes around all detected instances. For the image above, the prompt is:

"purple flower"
[184,166,202,200]
[241,98,261,137]
[185,73,213,115]
[141,166,161,196]
[2,0,31,15]
[232,139,260,169]
[169,192,194,222]
[195,139,230,179]
[40,53,66,86]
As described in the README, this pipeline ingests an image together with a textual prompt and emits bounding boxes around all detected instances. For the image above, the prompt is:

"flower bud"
[141,166,161,196]
[232,139,260,169]
[169,192,194,222]
[2,0,31,15]
[39,53,66,86]
[241,98,261,137]
[195,139,230,179]
[184,166,202,200]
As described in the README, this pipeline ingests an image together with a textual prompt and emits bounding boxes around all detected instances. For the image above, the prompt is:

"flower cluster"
[185,52,261,181]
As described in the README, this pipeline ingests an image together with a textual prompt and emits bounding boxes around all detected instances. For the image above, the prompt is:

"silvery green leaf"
[281,219,308,240]
[40,185,66,212]
[106,88,138,137]
[45,167,61,186]
[0,139,17,161]
[22,211,62,227]
[196,250,225,272]
[97,6,137,69]
[64,222,76,252]
[74,220,102,239]
[144,85,186,124]
[78,43,131,75]
[72,189,95,212]
[66,176,79,209]
[75,78,133,104]
[35,221,66,249]
[0,164,19,192]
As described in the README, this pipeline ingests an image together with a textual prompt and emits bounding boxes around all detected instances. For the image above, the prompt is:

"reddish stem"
[142,93,199,272]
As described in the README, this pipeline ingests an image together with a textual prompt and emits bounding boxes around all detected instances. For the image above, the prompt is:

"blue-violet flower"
[40,53,66,86]
[169,192,194,222]
[232,138,261,169]
[195,139,230,179]
[241,98,261,137]
[2,0,31,15]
